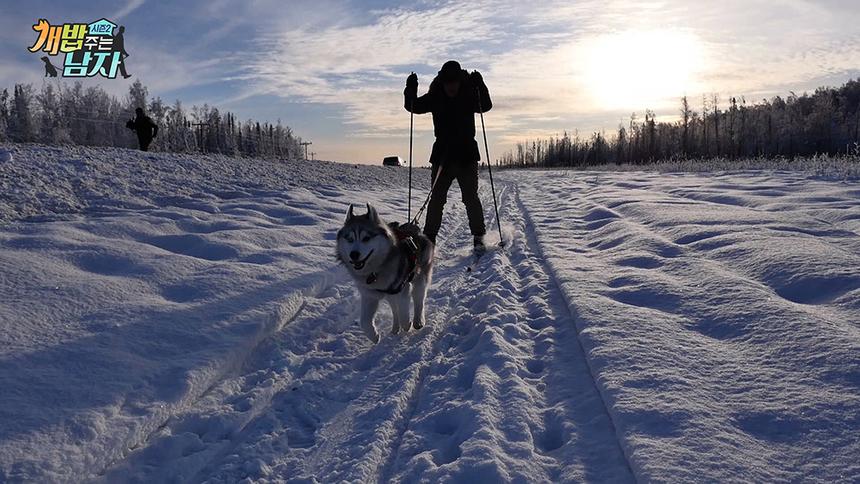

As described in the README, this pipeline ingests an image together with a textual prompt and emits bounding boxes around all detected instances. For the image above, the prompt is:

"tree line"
[501,78,860,168]
[0,79,305,160]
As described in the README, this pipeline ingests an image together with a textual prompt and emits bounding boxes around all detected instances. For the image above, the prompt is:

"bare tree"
[681,95,692,157]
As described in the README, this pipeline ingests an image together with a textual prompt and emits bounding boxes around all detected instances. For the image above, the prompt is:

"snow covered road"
[1,146,859,482]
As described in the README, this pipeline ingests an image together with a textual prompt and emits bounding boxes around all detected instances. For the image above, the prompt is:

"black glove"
[469,70,483,85]
[406,72,418,91]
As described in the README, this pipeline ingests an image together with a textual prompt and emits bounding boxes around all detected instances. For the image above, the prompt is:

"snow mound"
[0,144,430,481]
[513,169,860,482]
[0,143,428,224]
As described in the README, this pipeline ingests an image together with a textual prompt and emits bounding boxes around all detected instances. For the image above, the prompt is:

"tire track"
[380,180,633,482]
[376,181,510,482]
[508,183,634,480]
[511,184,637,480]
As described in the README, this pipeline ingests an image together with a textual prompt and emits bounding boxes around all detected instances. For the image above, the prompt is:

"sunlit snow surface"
[517,170,860,482]
[0,145,858,482]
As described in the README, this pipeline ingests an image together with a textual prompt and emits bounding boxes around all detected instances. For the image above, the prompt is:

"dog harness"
[366,226,420,295]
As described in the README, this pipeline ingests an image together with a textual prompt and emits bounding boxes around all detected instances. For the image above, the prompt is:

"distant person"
[114,25,132,79]
[404,60,492,251]
[126,107,158,151]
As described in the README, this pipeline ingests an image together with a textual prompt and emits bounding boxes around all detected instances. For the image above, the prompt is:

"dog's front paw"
[412,319,425,330]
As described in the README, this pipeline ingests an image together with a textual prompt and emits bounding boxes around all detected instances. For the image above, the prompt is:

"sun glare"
[582,30,705,111]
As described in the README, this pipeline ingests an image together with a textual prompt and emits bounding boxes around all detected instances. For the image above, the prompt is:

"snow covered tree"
[1,79,299,160]
[681,95,692,157]
[126,80,148,115]
[0,88,9,141]
[9,84,36,142]
[36,82,71,144]
[502,77,860,168]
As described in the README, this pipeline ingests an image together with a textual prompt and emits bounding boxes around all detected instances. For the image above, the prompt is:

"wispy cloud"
[239,1,503,133]
[3,0,859,163]
[226,0,860,161]
[112,0,146,20]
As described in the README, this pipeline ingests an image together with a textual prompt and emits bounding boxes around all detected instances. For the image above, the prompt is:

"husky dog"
[337,204,435,343]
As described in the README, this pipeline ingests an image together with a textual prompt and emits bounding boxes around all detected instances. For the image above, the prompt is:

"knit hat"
[438,60,462,82]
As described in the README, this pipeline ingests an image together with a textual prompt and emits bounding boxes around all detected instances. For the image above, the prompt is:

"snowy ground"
[1,145,859,482]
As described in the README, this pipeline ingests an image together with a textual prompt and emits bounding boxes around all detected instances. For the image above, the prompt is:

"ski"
[465,243,490,273]
[465,249,484,273]
[465,237,510,272]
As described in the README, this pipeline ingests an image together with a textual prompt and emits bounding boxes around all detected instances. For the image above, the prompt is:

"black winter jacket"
[127,115,158,140]
[404,70,492,166]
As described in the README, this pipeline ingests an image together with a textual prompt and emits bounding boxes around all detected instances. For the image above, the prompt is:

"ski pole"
[408,77,414,223]
[476,86,504,247]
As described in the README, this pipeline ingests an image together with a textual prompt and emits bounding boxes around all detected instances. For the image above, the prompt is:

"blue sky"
[3,0,860,164]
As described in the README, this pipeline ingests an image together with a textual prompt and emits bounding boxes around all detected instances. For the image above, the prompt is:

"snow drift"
[0,144,858,482]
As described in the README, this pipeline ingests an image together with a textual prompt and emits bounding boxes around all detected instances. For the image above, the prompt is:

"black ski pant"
[137,134,152,151]
[423,161,486,241]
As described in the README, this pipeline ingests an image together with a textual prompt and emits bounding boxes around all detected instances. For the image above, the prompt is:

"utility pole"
[300,141,312,160]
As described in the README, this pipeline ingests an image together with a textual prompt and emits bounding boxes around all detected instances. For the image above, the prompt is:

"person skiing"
[126,107,158,151]
[404,60,492,251]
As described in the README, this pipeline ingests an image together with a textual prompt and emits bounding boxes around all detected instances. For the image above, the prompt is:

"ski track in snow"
[93,178,632,483]
[1,145,859,482]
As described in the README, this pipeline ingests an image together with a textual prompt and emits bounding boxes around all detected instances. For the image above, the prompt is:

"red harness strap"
[392,226,419,265]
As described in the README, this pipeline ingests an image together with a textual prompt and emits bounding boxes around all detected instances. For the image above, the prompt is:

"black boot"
[473,235,485,253]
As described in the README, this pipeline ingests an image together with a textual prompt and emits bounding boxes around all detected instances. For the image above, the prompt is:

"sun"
[582,30,705,111]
